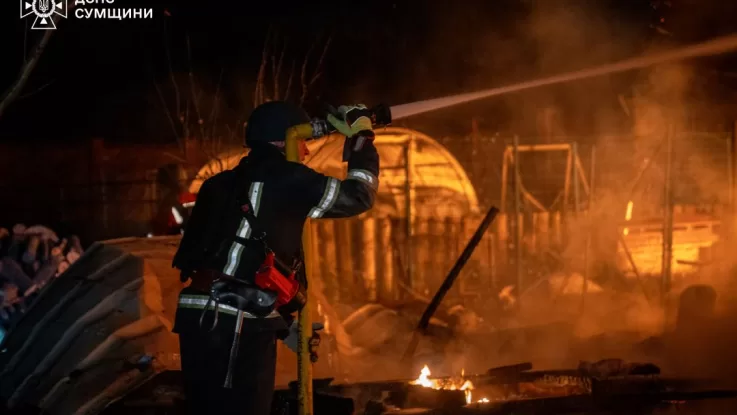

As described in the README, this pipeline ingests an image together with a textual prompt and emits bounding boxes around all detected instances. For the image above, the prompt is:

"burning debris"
[406,362,595,408]
[409,365,478,404]
[300,359,737,415]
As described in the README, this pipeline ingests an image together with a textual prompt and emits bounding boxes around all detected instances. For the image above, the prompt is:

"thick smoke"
[318,1,737,387]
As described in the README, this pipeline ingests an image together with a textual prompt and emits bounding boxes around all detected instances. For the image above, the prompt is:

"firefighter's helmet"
[244,101,310,147]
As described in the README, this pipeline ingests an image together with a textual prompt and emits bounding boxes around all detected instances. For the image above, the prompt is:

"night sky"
[1,0,736,143]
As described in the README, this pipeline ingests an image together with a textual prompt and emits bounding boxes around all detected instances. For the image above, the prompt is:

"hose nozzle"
[309,103,393,140]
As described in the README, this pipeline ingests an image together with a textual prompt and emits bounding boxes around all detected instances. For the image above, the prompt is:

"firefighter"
[168,190,197,234]
[152,164,196,235]
[171,101,379,415]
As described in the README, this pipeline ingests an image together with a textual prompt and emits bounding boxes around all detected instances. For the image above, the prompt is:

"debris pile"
[295,359,737,415]
[409,365,477,404]
[0,224,84,331]
[404,362,590,409]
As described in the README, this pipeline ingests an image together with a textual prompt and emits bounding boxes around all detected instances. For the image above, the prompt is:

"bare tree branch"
[186,35,207,141]
[208,68,225,125]
[146,30,183,152]
[299,41,316,106]
[273,36,287,100]
[0,4,77,119]
[155,31,245,175]
[153,27,334,191]
[163,151,188,163]
[184,99,190,139]
[310,35,332,91]
[254,26,273,107]
[252,28,332,108]
[284,60,296,101]
[270,31,279,101]
[18,79,56,100]
[162,20,182,129]
[271,54,277,100]
[154,81,182,145]
[299,35,332,105]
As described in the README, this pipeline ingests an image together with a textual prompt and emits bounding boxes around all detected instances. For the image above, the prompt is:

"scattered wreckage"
[1,207,737,414]
[97,359,737,414]
[269,360,737,415]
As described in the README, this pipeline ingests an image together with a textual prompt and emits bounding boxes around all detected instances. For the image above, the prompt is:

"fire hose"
[283,105,391,415]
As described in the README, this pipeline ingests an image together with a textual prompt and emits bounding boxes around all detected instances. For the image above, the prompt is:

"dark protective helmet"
[244,101,310,146]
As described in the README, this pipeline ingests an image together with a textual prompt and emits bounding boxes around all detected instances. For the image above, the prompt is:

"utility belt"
[178,293,281,320]
[189,248,306,330]
[188,269,224,292]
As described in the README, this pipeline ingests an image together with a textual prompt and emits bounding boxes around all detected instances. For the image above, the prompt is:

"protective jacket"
[172,140,379,335]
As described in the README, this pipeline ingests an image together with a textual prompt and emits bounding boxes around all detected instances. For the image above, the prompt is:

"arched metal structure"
[189,127,479,217]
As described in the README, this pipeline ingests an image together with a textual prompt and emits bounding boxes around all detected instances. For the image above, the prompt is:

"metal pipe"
[731,120,737,221]
[512,135,523,298]
[500,149,509,213]
[725,130,734,247]
[400,206,500,364]
[582,145,596,311]
[285,123,317,415]
[618,232,652,305]
[380,218,394,302]
[504,143,571,152]
[572,142,580,215]
[574,152,591,195]
[362,217,377,302]
[728,136,734,211]
[563,148,573,237]
[661,125,675,307]
[404,138,414,292]
[521,185,547,212]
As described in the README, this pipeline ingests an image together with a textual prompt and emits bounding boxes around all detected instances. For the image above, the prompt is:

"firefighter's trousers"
[179,328,277,415]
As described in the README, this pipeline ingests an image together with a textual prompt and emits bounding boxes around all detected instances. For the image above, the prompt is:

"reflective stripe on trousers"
[178,294,281,319]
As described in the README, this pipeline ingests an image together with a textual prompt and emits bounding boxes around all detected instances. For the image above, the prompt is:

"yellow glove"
[326,104,373,138]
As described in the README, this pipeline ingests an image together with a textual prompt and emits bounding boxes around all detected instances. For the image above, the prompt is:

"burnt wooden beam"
[391,385,467,410]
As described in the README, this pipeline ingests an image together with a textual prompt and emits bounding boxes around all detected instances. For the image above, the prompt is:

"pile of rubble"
[267,360,737,415]
[0,224,84,331]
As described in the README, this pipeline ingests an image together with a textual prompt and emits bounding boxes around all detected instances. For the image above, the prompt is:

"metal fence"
[0,129,734,304]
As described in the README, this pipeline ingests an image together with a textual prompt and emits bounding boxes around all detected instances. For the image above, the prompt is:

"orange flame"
[623,200,634,235]
[409,364,488,404]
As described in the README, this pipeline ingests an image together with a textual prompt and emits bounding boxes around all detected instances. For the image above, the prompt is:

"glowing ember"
[623,200,634,235]
[625,201,634,221]
[409,364,488,404]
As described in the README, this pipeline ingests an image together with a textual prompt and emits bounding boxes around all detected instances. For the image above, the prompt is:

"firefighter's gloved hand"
[327,105,373,138]
[329,104,375,160]
[283,321,324,363]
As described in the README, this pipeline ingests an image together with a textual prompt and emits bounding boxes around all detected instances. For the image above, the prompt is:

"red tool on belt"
[254,251,307,311]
